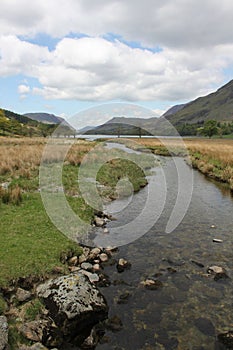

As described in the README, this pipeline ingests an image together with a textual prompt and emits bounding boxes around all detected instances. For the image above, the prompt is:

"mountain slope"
[24,112,63,124]
[168,80,233,125]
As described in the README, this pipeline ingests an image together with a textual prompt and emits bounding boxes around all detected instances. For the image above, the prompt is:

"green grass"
[24,299,44,321]
[0,193,83,286]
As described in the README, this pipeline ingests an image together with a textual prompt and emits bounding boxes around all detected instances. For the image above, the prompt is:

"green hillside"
[168,80,233,125]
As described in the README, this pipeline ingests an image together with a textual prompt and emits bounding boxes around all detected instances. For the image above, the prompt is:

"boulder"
[0,316,8,350]
[16,288,32,303]
[36,273,108,344]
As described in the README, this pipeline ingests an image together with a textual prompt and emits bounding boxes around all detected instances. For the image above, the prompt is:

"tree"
[198,120,218,138]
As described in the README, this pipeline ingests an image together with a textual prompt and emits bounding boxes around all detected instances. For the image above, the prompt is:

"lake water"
[93,143,233,350]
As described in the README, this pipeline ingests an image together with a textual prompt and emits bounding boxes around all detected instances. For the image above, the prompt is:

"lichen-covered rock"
[36,273,108,344]
[0,316,8,350]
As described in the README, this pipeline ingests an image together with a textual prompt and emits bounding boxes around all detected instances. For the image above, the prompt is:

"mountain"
[168,80,233,125]
[77,126,96,134]
[162,104,186,117]
[24,112,63,124]
[84,79,233,136]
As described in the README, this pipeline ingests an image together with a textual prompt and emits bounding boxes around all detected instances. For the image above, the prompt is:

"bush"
[0,185,22,205]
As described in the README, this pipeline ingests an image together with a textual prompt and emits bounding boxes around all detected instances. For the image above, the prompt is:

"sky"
[1,0,233,128]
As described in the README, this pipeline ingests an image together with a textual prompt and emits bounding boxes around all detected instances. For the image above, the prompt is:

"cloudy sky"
[1,0,233,127]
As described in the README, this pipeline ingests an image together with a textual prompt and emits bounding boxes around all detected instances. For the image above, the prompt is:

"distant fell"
[168,79,233,125]
[24,112,63,124]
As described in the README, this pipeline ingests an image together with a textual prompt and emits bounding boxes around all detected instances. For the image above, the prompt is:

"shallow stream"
[94,142,233,350]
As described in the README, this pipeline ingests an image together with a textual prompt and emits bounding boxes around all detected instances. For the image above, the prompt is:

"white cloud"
[1,1,233,105]
[1,0,233,49]
[0,35,49,76]
[29,37,233,102]
[18,84,30,94]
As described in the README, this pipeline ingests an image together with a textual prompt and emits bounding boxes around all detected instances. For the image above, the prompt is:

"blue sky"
[1,0,233,128]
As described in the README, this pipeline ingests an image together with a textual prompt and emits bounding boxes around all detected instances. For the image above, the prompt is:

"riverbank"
[133,137,233,191]
[0,136,151,348]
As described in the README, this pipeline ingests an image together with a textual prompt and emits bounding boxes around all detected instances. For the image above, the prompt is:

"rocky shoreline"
[1,238,233,349]
[0,241,133,350]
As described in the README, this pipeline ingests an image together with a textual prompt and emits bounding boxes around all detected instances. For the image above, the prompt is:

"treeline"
[177,120,233,137]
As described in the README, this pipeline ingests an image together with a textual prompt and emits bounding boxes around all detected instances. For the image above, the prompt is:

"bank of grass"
[134,137,233,190]
[0,136,149,286]
[0,192,84,286]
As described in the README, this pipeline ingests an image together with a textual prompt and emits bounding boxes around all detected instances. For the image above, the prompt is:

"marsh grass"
[135,137,233,190]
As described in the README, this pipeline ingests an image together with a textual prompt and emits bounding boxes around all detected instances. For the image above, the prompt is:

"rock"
[81,327,99,349]
[94,217,105,227]
[105,246,118,253]
[191,260,205,268]
[93,264,101,272]
[210,225,216,228]
[99,253,108,263]
[81,262,93,271]
[0,316,8,350]
[52,266,64,274]
[30,343,49,350]
[212,239,223,243]
[103,228,109,234]
[218,331,233,349]
[16,288,32,303]
[37,273,108,344]
[207,266,229,280]
[105,315,123,332]
[68,256,78,266]
[69,266,81,273]
[89,248,101,260]
[96,274,111,288]
[116,258,131,273]
[20,320,49,342]
[18,342,49,350]
[194,318,215,336]
[80,271,100,283]
[78,254,88,264]
[116,292,132,304]
[141,279,163,290]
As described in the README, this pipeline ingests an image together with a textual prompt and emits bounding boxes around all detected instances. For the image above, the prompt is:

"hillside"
[24,112,63,124]
[85,79,233,136]
[0,108,56,137]
[168,79,233,125]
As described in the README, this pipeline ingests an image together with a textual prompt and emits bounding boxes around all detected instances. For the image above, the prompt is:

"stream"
[93,142,233,350]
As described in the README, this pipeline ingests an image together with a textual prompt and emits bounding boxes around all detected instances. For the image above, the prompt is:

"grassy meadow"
[0,136,149,286]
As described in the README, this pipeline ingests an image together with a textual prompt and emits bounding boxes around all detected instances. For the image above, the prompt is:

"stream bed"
[93,142,233,350]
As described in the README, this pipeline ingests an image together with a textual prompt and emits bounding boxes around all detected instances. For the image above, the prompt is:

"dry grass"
[134,137,233,190]
[0,137,95,179]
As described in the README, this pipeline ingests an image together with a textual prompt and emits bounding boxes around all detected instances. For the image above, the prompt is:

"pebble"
[80,270,100,283]
[116,258,131,273]
[213,238,223,243]
[103,228,109,234]
[68,256,78,266]
[93,264,101,271]
[81,262,93,271]
[99,253,108,262]
[141,279,163,290]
